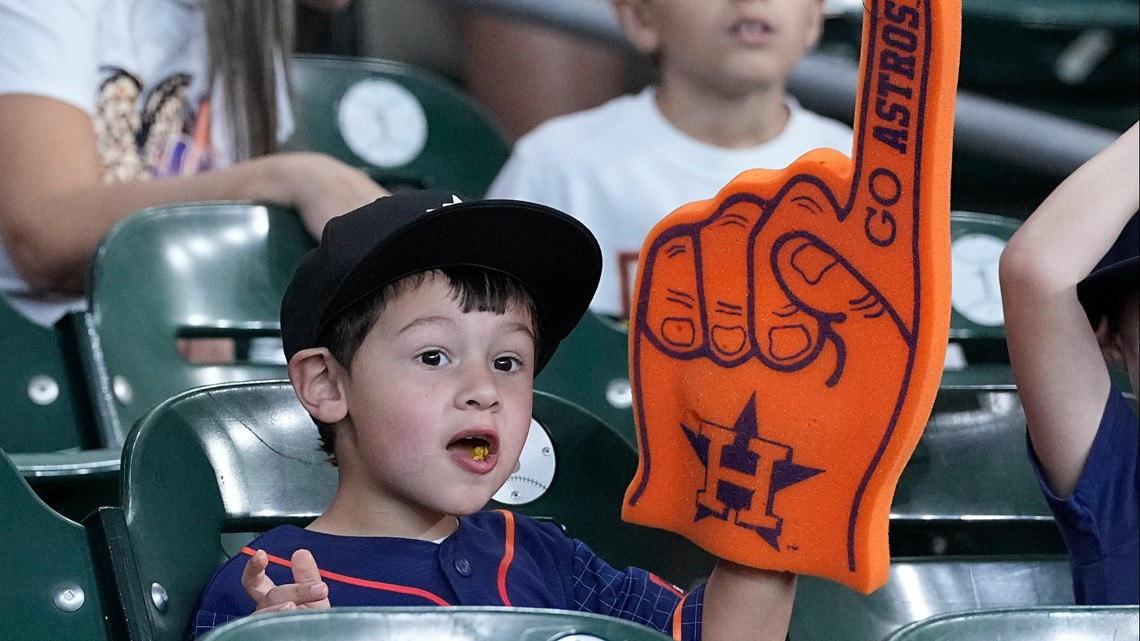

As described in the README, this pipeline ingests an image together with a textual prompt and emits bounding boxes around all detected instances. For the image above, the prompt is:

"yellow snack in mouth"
[472,445,489,462]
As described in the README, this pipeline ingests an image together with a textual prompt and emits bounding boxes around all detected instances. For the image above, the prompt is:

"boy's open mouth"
[733,19,773,36]
[448,435,494,461]
[732,19,775,44]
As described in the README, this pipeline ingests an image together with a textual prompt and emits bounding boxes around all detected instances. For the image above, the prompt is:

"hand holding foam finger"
[623,0,960,593]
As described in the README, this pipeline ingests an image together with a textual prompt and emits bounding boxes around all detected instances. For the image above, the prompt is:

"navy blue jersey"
[191,510,704,639]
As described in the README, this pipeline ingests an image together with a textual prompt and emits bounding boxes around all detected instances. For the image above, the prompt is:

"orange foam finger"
[623,0,960,594]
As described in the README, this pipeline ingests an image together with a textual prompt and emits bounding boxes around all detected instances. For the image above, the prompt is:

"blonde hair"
[203,0,295,160]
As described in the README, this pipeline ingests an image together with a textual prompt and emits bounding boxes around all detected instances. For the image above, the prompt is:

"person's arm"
[999,122,1139,498]
[700,561,796,641]
[0,93,386,295]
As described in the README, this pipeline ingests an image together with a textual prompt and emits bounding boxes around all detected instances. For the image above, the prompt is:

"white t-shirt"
[0,0,293,325]
[487,87,854,318]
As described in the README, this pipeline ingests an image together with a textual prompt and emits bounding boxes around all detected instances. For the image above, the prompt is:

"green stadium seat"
[87,381,712,641]
[0,292,120,520]
[72,201,314,450]
[0,292,96,455]
[534,310,637,449]
[200,606,673,641]
[284,54,511,198]
[948,211,1019,343]
[9,446,122,524]
[882,605,1139,641]
[789,555,1075,641]
[0,447,110,641]
[890,386,1059,557]
[942,211,1022,389]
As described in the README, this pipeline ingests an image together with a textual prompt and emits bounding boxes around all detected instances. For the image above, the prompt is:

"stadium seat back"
[882,605,1140,641]
[941,211,1023,389]
[284,54,511,198]
[100,380,334,641]
[0,292,94,454]
[0,448,109,641]
[790,555,1075,641]
[1,296,115,521]
[77,202,314,447]
[947,210,1020,347]
[890,387,1057,556]
[534,311,637,449]
[200,606,673,641]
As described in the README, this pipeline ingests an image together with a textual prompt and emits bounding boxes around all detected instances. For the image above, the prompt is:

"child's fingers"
[284,550,329,608]
[241,548,330,611]
[261,581,329,608]
[289,549,324,585]
[253,601,297,615]
[240,549,275,603]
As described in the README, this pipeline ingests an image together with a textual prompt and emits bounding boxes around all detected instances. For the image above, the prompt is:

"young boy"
[486,0,852,318]
[189,190,798,640]
[1000,122,1139,605]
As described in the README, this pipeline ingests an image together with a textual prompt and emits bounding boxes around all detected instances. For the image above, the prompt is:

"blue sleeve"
[570,537,705,640]
[1029,384,1140,604]
[187,610,243,640]
[186,553,257,639]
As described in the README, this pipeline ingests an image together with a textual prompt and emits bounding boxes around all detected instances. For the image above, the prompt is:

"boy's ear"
[612,0,661,55]
[288,347,349,424]
[1094,316,1127,370]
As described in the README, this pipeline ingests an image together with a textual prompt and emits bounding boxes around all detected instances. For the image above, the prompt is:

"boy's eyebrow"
[503,320,536,341]
[397,316,537,341]
[397,315,458,335]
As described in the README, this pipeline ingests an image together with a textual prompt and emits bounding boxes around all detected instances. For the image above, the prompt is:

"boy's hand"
[623,0,960,593]
[242,548,331,613]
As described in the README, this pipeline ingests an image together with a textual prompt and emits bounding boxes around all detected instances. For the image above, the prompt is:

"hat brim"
[1077,256,1139,324]
[322,199,602,373]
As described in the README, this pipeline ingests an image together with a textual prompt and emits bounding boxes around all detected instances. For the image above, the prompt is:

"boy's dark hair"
[1078,213,1139,329]
[1102,284,1140,339]
[312,266,542,464]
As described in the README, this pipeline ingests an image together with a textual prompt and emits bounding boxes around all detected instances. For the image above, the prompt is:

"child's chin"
[443,493,499,517]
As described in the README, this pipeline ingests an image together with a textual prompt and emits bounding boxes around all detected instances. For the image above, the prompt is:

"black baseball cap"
[281,190,602,373]
[1078,213,1139,324]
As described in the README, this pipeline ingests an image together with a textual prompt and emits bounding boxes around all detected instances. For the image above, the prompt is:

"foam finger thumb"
[775,236,875,316]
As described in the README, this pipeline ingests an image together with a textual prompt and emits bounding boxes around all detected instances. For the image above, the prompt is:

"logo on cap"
[426,195,463,213]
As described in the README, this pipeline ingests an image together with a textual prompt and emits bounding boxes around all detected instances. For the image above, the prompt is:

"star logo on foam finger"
[682,394,824,550]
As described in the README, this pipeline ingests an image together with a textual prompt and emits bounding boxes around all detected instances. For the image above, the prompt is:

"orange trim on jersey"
[671,591,688,640]
[241,547,452,607]
[495,510,516,606]
[648,572,684,598]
